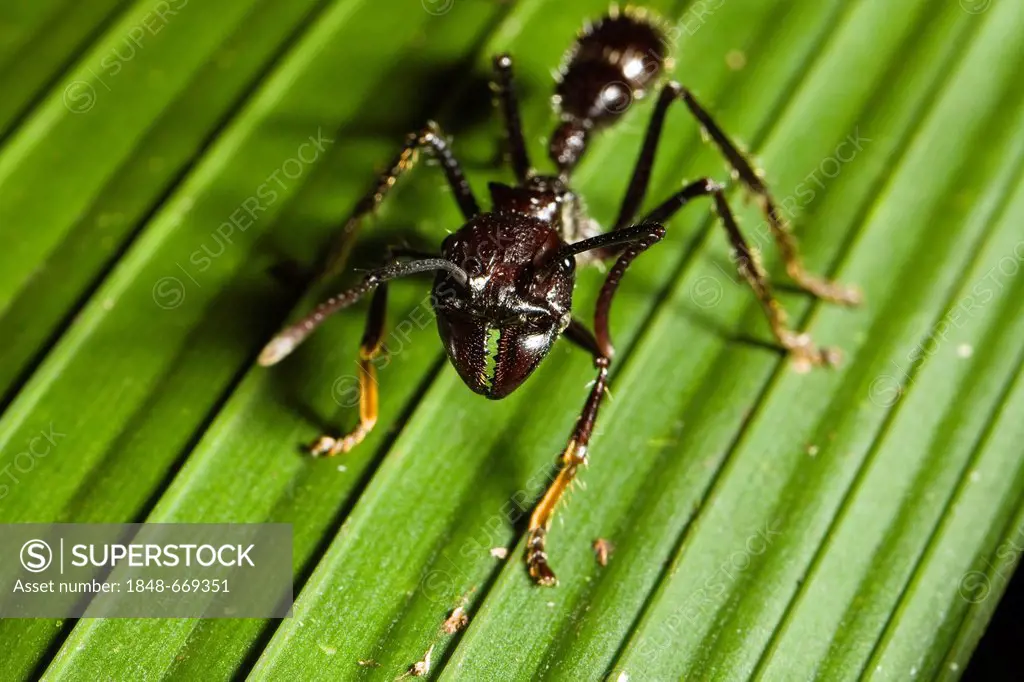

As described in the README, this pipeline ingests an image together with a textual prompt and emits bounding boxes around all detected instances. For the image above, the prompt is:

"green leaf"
[0,0,1021,680]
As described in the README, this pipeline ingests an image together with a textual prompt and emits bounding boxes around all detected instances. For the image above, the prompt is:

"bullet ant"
[260,8,860,586]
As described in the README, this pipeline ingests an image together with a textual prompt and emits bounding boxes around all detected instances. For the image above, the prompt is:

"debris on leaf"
[443,605,468,634]
[592,538,614,566]
[358,659,379,667]
[489,546,508,559]
[409,645,433,677]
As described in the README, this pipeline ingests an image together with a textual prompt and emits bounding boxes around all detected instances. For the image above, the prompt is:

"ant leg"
[526,180,842,582]
[611,83,859,305]
[493,54,532,182]
[645,178,841,370]
[526,319,610,586]
[309,247,439,455]
[261,258,467,456]
[324,121,479,275]
[309,284,387,457]
[612,85,679,230]
[676,85,861,305]
[259,258,467,366]
[573,175,842,367]
[525,227,665,586]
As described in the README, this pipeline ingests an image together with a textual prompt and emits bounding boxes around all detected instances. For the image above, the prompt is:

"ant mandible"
[259,8,861,586]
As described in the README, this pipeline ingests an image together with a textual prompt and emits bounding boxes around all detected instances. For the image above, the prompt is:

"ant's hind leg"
[612,84,681,231]
[610,82,860,306]
[676,86,861,306]
[310,284,388,457]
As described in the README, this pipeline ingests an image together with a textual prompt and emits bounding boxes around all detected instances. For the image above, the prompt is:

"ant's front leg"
[310,246,439,456]
[260,258,469,454]
[526,226,665,585]
[309,284,387,457]
[526,320,610,586]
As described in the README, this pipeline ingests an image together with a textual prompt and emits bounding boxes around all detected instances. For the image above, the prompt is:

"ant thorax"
[557,187,604,266]
[489,175,603,264]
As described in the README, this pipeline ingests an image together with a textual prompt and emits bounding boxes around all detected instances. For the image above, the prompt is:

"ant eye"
[462,256,483,276]
[561,257,575,272]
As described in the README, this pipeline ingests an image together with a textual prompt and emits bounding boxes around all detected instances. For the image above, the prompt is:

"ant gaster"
[259,8,861,586]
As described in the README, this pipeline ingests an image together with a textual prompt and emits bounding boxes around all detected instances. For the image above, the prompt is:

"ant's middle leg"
[644,178,842,371]
[323,121,479,276]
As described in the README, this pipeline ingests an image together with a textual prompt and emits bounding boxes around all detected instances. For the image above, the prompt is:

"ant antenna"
[259,258,467,366]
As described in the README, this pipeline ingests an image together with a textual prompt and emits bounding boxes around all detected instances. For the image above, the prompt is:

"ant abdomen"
[550,10,668,172]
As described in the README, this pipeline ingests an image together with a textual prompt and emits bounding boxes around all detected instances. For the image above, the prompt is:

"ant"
[259,8,861,586]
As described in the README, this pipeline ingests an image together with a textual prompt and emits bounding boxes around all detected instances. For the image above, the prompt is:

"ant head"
[432,214,575,399]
